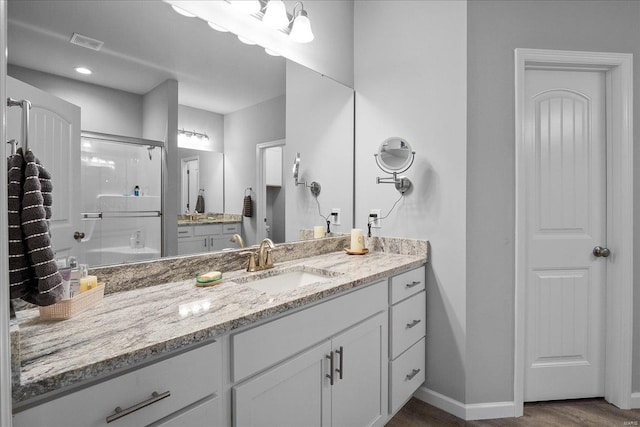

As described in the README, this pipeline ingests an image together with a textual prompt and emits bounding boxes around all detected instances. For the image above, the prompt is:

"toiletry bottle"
[79,265,98,292]
[134,185,140,196]
[69,257,80,297]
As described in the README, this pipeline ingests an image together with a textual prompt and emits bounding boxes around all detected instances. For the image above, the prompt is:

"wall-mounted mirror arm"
[374,149,415,194]
[292,152,321,196]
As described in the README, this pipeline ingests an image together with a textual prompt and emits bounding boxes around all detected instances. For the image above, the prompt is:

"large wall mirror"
[7,0,354,267]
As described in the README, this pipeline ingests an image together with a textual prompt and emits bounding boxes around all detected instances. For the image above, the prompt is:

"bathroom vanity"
[11,237,428,427]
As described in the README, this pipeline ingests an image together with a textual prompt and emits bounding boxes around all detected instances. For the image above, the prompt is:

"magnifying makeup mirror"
[374,137,416,194]
[292,152,321,196]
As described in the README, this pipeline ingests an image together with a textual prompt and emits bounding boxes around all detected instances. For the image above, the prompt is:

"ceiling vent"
[69,33,104,51]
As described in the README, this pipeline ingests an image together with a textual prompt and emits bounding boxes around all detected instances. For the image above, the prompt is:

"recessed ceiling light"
[171,5,196,17]
[75,66,92,75]
[207,21,229,32]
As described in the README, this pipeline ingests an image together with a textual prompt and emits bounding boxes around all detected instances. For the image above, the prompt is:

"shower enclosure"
[78,132,163,266]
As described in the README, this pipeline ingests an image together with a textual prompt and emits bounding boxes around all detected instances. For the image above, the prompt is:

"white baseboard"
[414,386,466,420]
[414,386,517,421]
[631,392,640,409]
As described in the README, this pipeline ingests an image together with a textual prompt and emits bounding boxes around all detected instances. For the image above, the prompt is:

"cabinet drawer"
[13,341,221,427]
[222,223,240,234]
[150,395,220,427]
[390,337,425,414]
[390,266,425,305]
[231,280,387,383]
[390,291,425,359]
[177,226,193,238]
[193,224,222,236]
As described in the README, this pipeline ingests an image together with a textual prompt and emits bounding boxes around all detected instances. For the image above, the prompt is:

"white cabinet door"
[233,340,332,427]
[331,312,387,427]
[177,236,208,255]
[7,76,81,260]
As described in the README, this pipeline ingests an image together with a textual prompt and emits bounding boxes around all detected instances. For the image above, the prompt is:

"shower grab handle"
[82,211,162,219]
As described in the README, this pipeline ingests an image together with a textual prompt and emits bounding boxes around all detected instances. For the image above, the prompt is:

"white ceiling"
[7,0,286,114]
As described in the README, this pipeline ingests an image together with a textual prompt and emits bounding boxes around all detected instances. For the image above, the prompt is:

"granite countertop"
[13,249,426,404]
[177,219,242,226]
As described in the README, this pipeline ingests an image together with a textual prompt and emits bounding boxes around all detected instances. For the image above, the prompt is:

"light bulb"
[290,12,314,43]
[237,35,256,45]
[263,0,289,29]
[230,0,261,15]
[171,5,196,17]
[207,21,229,32]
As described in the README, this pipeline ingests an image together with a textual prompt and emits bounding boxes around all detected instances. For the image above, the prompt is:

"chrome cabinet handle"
[335,346,344,380]
[406,319,422,329]
[405,368,421,381]
[106,390,171,423]
[326,352,334,386]
[593,246,611,258]
[405,281,421,288]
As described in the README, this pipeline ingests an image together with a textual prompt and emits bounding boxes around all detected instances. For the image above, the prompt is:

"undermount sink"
[237,267,341,295]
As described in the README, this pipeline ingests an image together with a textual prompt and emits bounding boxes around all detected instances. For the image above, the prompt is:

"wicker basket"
[39,283,105,320]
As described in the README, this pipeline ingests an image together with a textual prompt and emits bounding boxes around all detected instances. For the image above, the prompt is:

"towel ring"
[245,187,255,197]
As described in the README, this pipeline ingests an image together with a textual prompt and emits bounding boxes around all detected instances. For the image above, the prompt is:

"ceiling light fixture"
[229,0,261,15]
[237,35,256,45]
[74,66,92,75]
[289,2,314,43]
[171,5,196,17]
[207,21,229,32]
[263,0,288,29]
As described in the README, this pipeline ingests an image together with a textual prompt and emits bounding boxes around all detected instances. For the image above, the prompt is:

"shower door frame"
[80,131,165,260]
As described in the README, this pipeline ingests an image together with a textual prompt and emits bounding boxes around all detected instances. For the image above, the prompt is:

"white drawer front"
[193,224,222,236]
[231,280,387,383]
[13,341,221,427]
[177,226,193,238]
[150,395,220,427]
[390,266,425,305]
[222,223,240,234]
[390,337,425,414]
[390,291,426,359]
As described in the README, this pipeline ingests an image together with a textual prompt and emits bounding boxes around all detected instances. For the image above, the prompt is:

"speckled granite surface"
[13,236,429,404]
[177,212,242,226]
[10,319,20,387]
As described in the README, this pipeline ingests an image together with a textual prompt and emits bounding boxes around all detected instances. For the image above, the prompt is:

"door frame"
[180,156,199,213]
[514,48,633,414]
[256,140,285,242]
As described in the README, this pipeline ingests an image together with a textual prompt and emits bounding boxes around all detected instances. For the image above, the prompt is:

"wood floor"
[387,397,640,427]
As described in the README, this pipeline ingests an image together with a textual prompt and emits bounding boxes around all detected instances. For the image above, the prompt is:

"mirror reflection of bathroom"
[80,133,162,266]
[181,157,199,214]
[265,146,285,243]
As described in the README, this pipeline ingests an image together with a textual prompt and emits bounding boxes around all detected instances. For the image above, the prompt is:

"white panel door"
[524,69,606,401]
[7,77,81,259]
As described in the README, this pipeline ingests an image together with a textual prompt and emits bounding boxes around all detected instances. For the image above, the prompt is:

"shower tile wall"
[80,137,162,266]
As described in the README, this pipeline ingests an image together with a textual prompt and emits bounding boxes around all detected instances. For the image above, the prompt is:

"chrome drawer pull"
[406,368,421,381]
[405,281,421,288]
[106,390,171,423]
[406,319,422,329]
[326,352,334,386]
[335,346,344,380]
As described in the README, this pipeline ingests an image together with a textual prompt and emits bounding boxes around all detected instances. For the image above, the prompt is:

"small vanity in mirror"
[374,137,416,194]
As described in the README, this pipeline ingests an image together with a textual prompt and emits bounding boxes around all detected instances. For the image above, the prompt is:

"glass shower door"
[79,132,163,267]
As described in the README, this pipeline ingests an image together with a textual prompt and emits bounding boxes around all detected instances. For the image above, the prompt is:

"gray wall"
[224,96,286,246]
[7,65,143,137]
[466,0,640,403]
[354,0,468,402]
